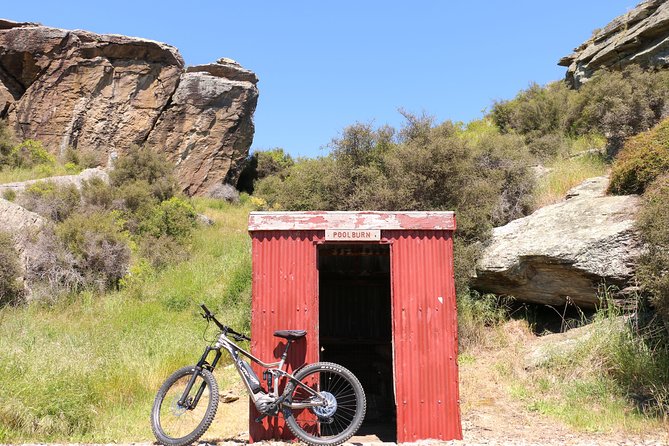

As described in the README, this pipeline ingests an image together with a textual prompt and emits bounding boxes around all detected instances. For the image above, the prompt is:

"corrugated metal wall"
[248,224,461,442]
[249,230,319,441]
[390,230,462,442]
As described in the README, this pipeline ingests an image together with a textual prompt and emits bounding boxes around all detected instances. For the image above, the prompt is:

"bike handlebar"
[200,303,251,341]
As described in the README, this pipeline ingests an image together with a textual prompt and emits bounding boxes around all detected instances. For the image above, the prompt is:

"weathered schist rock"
[0,197,46,294]
[559,0,669,88]
[147,59,258,195]
[471,177,641,308]
[0,19,258,195]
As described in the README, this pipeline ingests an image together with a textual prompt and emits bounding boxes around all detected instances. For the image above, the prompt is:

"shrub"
[81,177,114,209]
[568,66,669,155]
[2,189,16,201]
[116,180,157,214]
[56,212,131,290]
[0,231,22,306]
[18,181,80,222]
[110,146,177,201]
[490,81,571,141]
[9,139,55,169]
[25,227,84,296]
[527,132,570,160]
[636,174,669,322]
[62,146,99,169]
[608,118,669,195]
[142,197,197,240]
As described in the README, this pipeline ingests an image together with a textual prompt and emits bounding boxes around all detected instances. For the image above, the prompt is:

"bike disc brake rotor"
[311,391,337,418]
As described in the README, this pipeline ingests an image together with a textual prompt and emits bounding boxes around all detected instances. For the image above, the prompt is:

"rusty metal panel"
[390,230,462,442]
[249,211,456,231]
[248,230,320,442]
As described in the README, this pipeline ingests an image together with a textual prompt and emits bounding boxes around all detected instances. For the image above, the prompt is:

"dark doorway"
[317,244,396,442]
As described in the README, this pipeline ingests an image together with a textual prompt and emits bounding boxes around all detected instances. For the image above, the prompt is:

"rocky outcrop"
[471,177,641,308]
[0,19,258,195]
[559,0,669,87]
[0,197,46,282]
[147,60,258,195]
[0,167,108,195]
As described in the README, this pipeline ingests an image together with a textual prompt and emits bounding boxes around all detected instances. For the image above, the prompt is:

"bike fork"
[178,347,222,408]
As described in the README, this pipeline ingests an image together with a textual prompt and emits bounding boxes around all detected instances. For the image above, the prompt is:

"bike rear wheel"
[284,362,366,446]
[151,365,219,446]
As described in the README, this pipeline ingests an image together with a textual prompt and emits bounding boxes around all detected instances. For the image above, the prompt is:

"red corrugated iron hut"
[247,211,461,443]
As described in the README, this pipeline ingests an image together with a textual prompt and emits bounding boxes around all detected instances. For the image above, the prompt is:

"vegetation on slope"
[2,61,669,441]
[0,198,253,442]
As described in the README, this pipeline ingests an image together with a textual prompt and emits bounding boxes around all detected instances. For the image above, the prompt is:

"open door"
[317,243,396,442]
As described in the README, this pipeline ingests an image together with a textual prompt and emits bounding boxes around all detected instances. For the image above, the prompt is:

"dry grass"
[460,317,666,437]
[533,153,609,209]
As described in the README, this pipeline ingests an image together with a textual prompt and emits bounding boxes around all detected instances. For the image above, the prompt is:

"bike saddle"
[273,329,307,340]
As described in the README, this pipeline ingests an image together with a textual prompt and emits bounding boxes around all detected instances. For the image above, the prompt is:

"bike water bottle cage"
[273,330,306,340]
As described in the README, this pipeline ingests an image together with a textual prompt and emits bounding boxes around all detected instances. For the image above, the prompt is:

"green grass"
[0,164,75,184]
[0,199,254,442]
[533,153,609,209]
[507,310,667,434]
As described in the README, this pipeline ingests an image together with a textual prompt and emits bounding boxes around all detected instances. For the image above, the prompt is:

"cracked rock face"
[559,0,669,87]
[471,177,641,308]
[0,19,258,195]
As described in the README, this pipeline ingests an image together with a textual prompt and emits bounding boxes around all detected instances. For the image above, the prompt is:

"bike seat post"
[278,339,292,370]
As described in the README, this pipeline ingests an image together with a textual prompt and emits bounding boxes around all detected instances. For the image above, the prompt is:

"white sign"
[325,229,381,241]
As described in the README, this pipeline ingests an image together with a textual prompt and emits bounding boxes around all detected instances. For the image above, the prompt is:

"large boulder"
[559,0,669,87]
[0,197,46,285]
[471,177,641,308]
[0,19,258,195]
[146,60,258,195]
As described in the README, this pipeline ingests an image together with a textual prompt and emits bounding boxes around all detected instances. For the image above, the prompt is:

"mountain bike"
[151,304,366,446]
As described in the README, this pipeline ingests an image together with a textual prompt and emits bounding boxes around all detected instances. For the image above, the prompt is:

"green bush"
[609,118,669,195]
[62,146,99,170]
[18,181,80,222]
[254,118,536,295]
[491,81,571,142]
[636,174,669,322]
[568,66,669,154]
[9,140,55,169]
[81,177,114,209]
[490,66,669,157]
[0,231,22,306]
[527,132,571,160]
[142,197,197,240]
[110,146,177,201]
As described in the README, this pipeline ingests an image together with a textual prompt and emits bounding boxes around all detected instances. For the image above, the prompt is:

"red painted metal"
[248,212,461,443]
[390,231,462,442]
[248,211,456,231]
[249,230,320,441]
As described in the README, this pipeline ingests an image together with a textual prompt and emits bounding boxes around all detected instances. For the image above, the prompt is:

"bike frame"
[179,330,324,411]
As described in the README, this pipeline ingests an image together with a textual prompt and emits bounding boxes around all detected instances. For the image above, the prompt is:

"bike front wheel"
[284,362,366,446]
[151,365,219,446]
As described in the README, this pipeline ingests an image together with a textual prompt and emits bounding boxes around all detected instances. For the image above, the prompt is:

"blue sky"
[5,1,634,157]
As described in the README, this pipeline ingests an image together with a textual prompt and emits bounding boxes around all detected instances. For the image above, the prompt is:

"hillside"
[2,1,669,444]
